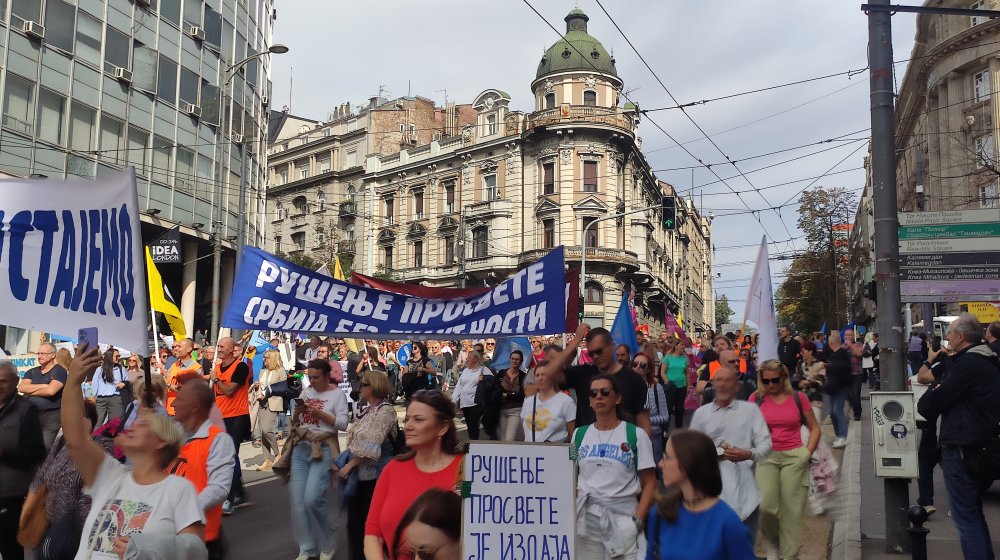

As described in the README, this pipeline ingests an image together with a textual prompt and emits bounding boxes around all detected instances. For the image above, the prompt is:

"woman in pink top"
[750,360,821,560]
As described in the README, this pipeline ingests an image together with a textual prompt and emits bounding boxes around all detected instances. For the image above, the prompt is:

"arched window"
[583,90,597,106]
[346,185,356,203]
[316,189,326,211]
[545,92,556,109]
[585,282,603,304]
[472,227,488,258]
[486,114,497,135]
[275,201,286,219]
[292,195,308,215]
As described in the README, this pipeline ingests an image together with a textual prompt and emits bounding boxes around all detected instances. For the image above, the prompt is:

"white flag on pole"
[744,236,779,364]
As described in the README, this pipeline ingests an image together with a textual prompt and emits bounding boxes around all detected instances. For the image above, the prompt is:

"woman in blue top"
[91,348,127,426]
[645,429,755,560]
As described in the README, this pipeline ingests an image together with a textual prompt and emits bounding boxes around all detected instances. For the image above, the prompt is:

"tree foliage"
[715,294,734,329]
[776,186,858,333]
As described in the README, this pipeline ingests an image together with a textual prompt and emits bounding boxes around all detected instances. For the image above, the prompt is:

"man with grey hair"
[690,366,773,541]
[0,361,46,560]
[918,313,1000,558]
[17,342,68,449]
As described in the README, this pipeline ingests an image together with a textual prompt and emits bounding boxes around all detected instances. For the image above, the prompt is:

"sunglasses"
[632,361,650,370]
[486,343,496,346]
[761,377,783,385]
[589,388,613,398]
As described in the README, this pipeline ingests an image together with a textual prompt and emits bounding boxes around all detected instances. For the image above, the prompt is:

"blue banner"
[223,246,567,338]
[490,337,532,370]
[396,343,412,366]
[611,291,638,356]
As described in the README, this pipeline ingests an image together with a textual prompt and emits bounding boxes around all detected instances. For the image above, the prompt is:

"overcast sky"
[268,1,918,324]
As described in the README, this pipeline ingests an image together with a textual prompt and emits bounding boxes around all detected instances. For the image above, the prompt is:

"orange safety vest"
[708,360,722,379]
[170,424,225,541]
[214,359,249,418]
[167,359,202,415]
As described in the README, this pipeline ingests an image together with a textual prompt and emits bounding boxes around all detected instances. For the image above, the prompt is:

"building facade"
[265,9,714,334]
[0,0,278,350]
[850,0,1000,328]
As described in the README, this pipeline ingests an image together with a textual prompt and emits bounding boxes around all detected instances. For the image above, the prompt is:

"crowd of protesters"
[3,313,998,560]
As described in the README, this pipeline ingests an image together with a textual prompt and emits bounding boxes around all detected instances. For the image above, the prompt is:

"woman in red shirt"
[749,360,821,560]
[364,389,462,559]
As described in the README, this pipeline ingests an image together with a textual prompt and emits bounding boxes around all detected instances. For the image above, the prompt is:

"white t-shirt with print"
[574,421,655,499]
[298,386,349,434]
[76,456,204,559]
[521,392,576,443]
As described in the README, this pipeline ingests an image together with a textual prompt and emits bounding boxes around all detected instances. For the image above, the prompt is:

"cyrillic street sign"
[899,237,999,254]
[898,209,1000,226]
[900,266,1000,281]
[898,222,1000,240]
[900,252,1000,267]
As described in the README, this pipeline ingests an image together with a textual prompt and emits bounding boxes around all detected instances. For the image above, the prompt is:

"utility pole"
[459,208,467,289]
[866,0,909,551]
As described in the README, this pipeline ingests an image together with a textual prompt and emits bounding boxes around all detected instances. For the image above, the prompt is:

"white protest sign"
[462,442,574,560]
[279,342,297,370]
[0,170,148,354]
[7,354,39,376]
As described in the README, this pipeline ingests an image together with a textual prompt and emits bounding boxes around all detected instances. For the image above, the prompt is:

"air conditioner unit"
[113,66,133,84]
[231,133,245,144]
[183,103,201,118]
[186,26,205,41]
[22,20,44,40]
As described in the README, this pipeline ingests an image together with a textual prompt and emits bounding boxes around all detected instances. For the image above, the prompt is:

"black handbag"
[39,511,82,560]
[965,429,1000,481]
[266,376,302,399]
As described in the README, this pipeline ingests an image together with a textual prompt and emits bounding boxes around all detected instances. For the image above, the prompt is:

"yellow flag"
[145,247,187,339]
[332,256,361,354]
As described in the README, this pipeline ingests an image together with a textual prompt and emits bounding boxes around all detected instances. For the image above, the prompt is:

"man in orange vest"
[212,336,252,514]
[166,338,203,415]
[172,379,235,560]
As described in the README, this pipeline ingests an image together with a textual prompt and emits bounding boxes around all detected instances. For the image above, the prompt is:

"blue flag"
[611,292,639,356]
[840,322,855,341]
[820,322,827,335]
[491,337,533,370]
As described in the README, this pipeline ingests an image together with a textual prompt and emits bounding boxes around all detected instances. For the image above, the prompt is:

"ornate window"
[444,235,456,264]
[583,161,598,192]
[974,69,991,103]
[483,174,499,201]
[292,195,308,215]
[444,180,457,213]
[413,189,425,219]
[413,240,423,268]
[545,92,556,109]
[472,227,489,258]
[583,90,597,106]
[542,162,555,195]
[384,195,395,225]
[585,282,603,304]
[582,217,598,248]
[542,218,555,248]
[316,189,326,211]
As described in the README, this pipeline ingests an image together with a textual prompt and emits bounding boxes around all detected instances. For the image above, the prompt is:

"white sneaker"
[320,550,335,560]
[832,437,847,449]
[764,539,780,560]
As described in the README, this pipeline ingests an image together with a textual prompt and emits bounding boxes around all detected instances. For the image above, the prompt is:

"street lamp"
[209,43,290,341]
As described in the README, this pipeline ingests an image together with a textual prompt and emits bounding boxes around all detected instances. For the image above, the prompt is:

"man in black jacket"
[0,361,47,560]
[918,313,1000,559]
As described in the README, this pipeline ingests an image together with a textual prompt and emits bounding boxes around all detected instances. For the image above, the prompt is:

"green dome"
[535,9,618,81]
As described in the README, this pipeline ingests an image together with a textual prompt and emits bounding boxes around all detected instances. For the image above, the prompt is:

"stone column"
[181,241,198,337]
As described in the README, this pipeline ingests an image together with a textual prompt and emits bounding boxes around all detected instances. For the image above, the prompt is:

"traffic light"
[866,280,878,305]
[662,196,677,230]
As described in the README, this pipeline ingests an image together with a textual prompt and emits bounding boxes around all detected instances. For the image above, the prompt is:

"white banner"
[462,442,574,559]
[744,236,778,364]
[0,170,148,354]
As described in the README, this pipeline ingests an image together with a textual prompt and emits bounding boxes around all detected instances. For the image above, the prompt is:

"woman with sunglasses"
[636,352,669,467]
[645,429,755,560]
[391,488,461,560]
[401,342,437,404]
[365,390,463,560]
[574,375,656,559]
[749,360,821,560]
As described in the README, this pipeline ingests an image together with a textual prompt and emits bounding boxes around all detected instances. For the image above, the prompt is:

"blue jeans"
[941,445,995,560]
[825,388,849,438]
[290,442,336,556]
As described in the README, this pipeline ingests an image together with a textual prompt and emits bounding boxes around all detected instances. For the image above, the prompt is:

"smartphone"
[931,336,942,352]
[78,327,98,349]
[293,398,305,406]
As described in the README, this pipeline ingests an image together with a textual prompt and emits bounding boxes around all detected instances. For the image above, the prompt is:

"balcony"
[339,201,357,217]
[524,106,633,135]
[466,198,513,219]
[518,245,639,270]
[337,240,356,254]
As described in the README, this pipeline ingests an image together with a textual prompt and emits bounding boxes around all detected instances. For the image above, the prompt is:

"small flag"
[321,258,362,354]
[611,291,639,356]
[743,236,778,363]
[491,337,533,370]
[146,247,186,339]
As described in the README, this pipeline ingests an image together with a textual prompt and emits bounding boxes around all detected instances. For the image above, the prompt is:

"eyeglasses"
[632,361,650,370]
[761,377,783,385]
[589,388,613,398]
[486,342,496,346]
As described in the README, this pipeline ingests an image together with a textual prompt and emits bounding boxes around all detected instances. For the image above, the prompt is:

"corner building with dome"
[265,9,714,334]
